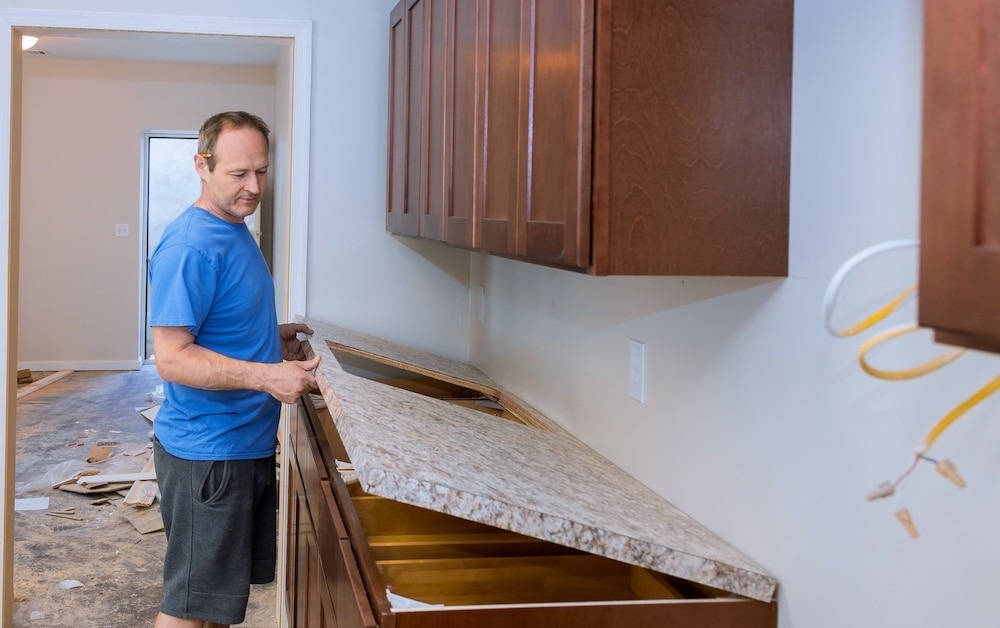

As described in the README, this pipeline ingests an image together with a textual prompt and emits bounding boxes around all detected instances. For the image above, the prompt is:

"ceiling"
[20,28,286,66]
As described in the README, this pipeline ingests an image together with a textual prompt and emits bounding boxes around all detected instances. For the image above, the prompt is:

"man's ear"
[194,152,208,177]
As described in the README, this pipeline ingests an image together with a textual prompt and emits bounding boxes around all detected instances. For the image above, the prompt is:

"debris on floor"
[17,368,32,384]
[14,368,276,627]
[85,444,114,464]
[13,497,48,511]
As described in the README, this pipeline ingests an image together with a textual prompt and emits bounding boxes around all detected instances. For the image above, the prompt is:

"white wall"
[18,57,275,369]
[299,0,473,359]
[471,1,1000,627]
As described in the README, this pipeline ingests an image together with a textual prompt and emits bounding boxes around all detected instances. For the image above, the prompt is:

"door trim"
[0,9,312,624]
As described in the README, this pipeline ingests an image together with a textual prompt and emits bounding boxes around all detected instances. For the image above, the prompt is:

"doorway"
[142,132,199,360]
[0,10,313,624]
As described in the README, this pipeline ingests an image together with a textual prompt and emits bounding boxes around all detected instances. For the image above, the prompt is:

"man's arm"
[152,326,319,404]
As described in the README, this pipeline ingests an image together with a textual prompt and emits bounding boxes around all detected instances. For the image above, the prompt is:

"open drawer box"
[285,317,777,627]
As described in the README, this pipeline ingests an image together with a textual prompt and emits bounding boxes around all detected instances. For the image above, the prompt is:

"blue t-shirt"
[148,206,281,460]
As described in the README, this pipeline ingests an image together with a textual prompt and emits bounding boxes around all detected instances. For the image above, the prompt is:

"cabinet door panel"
[446,0,480,248]
[403,0,427,238]
[481,0,526,256]
[920,0,1000,352]
[421,0,449,240]
[524,0,593,268]
[386,3,414,235]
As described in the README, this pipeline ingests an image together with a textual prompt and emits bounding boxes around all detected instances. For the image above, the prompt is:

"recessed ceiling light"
[21,35,38,51]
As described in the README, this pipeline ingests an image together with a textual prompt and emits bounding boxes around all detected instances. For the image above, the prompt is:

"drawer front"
[294,406,340,541]
[319,480,378,628]
[390,600,777,628]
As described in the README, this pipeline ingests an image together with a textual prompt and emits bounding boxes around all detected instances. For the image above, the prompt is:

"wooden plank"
[78,471,156,485]
[16,369,73,399]
[123,455,158,507]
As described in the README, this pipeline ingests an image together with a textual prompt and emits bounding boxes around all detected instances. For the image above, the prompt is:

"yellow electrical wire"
[917,373,1000,454]
[857,323,966,380]
[837,285,917,337]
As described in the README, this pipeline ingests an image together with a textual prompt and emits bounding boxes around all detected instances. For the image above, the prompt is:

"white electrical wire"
[822,238,919,337]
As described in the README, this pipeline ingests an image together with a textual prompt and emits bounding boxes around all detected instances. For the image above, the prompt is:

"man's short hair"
[198,111,270,171]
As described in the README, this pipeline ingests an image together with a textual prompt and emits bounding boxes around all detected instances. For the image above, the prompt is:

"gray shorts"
[154,438,277,625]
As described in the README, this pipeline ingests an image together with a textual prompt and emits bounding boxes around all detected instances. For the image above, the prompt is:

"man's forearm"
[155,342,272,393]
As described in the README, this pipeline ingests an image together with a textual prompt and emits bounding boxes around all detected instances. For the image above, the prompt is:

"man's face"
[195,126,269,224]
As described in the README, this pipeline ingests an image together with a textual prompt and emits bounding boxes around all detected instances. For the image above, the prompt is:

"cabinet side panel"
[604,0,791,276]
[919,0,1000,349]
[980,0,1000,246]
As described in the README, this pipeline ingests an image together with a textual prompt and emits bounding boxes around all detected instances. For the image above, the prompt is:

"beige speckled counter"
[298,317,777,603]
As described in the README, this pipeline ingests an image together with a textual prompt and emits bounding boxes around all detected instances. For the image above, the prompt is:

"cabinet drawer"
[334,486,774,627]
[319,479,378,628]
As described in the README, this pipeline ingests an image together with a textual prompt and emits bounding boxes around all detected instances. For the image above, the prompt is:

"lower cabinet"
[286,401,376,628]
[284,389,777,628]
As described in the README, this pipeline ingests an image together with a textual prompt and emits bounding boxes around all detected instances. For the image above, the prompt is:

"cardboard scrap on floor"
[125,506,164,534]
[139,404,160,423]
[59,481,134,495]
[123,454,158,507]
[85,445,114,464]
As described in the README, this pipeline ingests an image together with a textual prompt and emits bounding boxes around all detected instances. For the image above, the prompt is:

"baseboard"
[17,359,143,372]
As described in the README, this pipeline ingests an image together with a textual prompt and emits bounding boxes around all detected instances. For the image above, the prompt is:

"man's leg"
[153,611,228,627]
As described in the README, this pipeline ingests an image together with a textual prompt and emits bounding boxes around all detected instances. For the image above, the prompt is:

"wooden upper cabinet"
[388,0,479,247]
[919,0,1000,354]
[387,0,793,276]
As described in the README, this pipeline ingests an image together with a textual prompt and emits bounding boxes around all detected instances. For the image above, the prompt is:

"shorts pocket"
[194,459,231,504]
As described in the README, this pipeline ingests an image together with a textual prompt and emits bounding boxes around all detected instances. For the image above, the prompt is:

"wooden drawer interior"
[343,483,738,608]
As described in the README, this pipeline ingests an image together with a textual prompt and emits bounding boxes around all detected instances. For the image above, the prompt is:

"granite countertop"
[299,316,777,603]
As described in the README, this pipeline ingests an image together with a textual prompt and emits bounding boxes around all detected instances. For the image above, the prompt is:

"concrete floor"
[13,368,278,627]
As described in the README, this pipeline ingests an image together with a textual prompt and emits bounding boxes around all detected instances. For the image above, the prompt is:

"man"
[148,111,319,627]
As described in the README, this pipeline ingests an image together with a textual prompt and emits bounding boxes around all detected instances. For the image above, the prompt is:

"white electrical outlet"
[628,339,646,403]
[114,223,129,237]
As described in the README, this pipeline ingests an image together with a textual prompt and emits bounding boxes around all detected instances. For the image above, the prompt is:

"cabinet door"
[445,0,480,248]
[386,2,418,236]
[480,0,593,268]
[480,0,527,257]
[420,0,448,240]
[920,0,1000,353]
[522,0,593,268]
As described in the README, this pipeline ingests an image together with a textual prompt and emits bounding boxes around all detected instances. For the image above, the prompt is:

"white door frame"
[0,9,312,624]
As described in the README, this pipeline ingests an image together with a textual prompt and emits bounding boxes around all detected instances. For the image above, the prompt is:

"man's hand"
[264,355,321,403]
[279,322,313,360]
